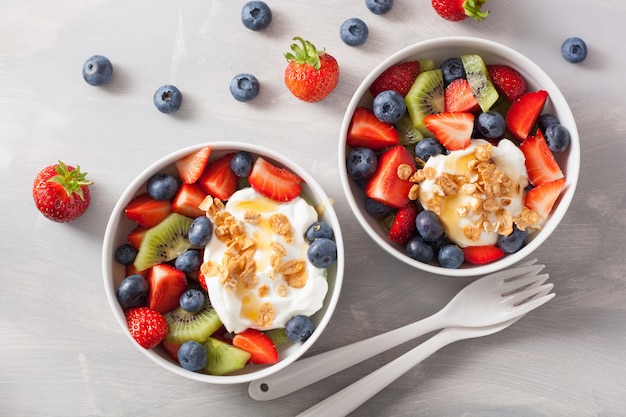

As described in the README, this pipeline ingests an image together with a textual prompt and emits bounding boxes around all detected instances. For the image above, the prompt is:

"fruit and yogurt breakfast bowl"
[102,142,344,384]
[339,37,580,277]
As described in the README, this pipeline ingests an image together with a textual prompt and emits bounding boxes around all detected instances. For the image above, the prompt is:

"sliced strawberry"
[365,145,416,209]
[171,182,208,219]
[347,107,399,151]
[248,157,303,202]
[505,90,548,141]
[232,328,279,365]
[197,269,208,292]
[487,65,527,103]
[146,263,188,314]
[423,112,474,151]
[462,245,505,265]
[369,61,421,97]
[198,153,238,201]
[125,193,171,228]
[524,178,566,219]
[125,263,149,278]
[519,129,564,186]
[127,225,148,250]
[444,78,480,113]
[388,202,419,245]
[161,339,181,363]
[125,307,169,349]
[175,146,212,184]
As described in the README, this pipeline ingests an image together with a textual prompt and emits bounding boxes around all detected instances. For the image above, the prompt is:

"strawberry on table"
[487,65,527,102]
[431,0,490,21]
[369,61,421,97]
[519,129,564,186]
[347,107,399,150]
[505,90,549,141]
[175,146,212,184]
[424,112,474,151]
[125,307,169,349]
[125,193,171,228]
[198,153,238,201]
[232,328,279,365]
[388,202,419,245]
[524,178,566,219]
[462,245,505,264]
[365,145,416,208]
[248,157,303,202]
[146,263,188,314]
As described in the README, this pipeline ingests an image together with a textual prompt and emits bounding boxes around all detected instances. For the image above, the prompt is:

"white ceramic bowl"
[102,142,344,383]
[339,37,580,277]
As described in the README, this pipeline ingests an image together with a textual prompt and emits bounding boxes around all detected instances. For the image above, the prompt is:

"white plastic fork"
[249,260,553,401]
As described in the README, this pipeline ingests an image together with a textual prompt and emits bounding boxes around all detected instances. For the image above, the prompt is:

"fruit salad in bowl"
[340,36,579,276]
[103,142,344,383]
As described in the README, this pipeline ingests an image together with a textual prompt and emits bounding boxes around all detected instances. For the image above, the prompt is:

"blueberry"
[440,57,466,87]
[561,37,587,63]
[241,1,272,31]
[365,197,395,218]
[230,151,254,177]
[114,243,138,266]
[415,210,444,242]
[365,0,393,14]
[305,221,334,243]
[538,113,560,134]
[340,18,369,47]
[497,225,528,254]
[177,340,208,372]
[406,236,434,263]
[116,274,149,308]
[346,147,378,180]
[147,173,179,201]
[285,315,315,342]
[544,124,570,152]
[476,111,506,139]
[175,250,201,274]
[438,244,464,269]
[179,289,206,313]
[373,90,406,124]
[153,84,183,114]
[230,73,260,102]
[307,238,337,268]
[414,137,444,162]
[82,55,113,86]
[188,216,213,247]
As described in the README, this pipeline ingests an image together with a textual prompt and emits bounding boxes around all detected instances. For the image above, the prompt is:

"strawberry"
[125,263,149,278]
[524,178,566,219]
[424,112,474,151]
[431,0,489,21]
[197,269,208,292]
[248,157,303,202]
[505,90,549,141]
[32,160,92,223]
[146,263,188,313]
[462,245,505,264]
[519,129,564,186]
[388,202,419,245]
[232,328,279,365]
[198,153,238,201]
[125,193,171,228]
[487,65,527,102]
[284,37,339,103]
[347,107,399,151]
[125,307,169,349]
[444,78,480,113]
[175,146,212,184]
[365,145,416,208]
[171,182,207,219]
[127,225,148,250]
[161,339,181,363]
[369,61,421,97]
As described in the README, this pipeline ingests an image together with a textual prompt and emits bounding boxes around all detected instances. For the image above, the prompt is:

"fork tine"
[508,282,554,307]
[483,264,544,286]
[501,272,550,296]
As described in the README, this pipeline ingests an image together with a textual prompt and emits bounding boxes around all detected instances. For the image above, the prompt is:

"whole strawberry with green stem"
[32,160,93,222]
[431,0,490,21]
[284,37,339,103]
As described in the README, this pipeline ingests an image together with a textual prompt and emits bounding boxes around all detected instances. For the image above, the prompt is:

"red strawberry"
[32,160,92,223]
[161,339,181,363]
[171,182,208,219]
[524,178,566,219]
[424,112,474,151]
[197,269,208,292]
[519,129,564,186]
[347,107,399,151]
[505,90,549,141]
[487,65,527,102]
[125,307,169,349]
[127,225,148,250]
[248,157,303,202]
[444,78,480,113]
[369,61,421,97]
[232,328,279,365]
[198,153,238,201]
[175,146,212,184]
[462,245,505,264]
[125,263,149,278]
[365,145,416,208]
[431,0,489,21]
[125,193,171,228]
[146,263,188,313]
[388,202,419,245]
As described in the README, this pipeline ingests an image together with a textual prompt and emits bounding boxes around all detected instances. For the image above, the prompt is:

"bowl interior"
[103,142,344,384]
[339,36,580,277]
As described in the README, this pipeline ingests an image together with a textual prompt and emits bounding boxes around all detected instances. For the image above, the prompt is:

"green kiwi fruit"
[418,59,436,72]
[405,69,445,136]
[203,337,251,376]
[133,213,194,271]
[461,54,499,112]
[264,328,289,347]
[395,113,425,150]
[164,300,223,344]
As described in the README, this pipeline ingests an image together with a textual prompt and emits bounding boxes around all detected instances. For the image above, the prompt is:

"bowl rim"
[102,141,345,384]
[339,36,580,277]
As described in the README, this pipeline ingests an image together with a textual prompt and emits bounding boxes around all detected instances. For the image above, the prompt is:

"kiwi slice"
[395,113,425,150]
[418,59,436,72]
[203,337,251,376]
[164,300,222,344]
[405,69,445,136]
[461,54,499,112]
[133,213,194,271]
[264,328,289,347]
